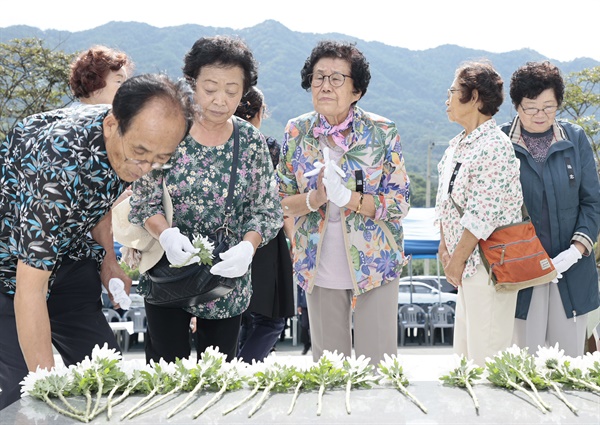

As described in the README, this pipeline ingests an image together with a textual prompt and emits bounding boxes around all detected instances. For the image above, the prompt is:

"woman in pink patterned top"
[435,61,524,365]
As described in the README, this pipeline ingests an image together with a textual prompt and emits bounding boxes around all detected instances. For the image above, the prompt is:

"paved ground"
[118,325,454,362]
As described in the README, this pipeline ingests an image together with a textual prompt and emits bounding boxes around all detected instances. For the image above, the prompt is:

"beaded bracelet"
[306,189,318,212]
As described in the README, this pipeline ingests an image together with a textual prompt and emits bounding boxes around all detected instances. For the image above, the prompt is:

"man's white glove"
[323,159,351,207]
[159,227,200,266]
[210,241,254,278]
[109,278,132,310]
[551,244,582,275]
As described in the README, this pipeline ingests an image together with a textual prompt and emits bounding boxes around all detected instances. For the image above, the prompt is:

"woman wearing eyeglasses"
[435,61,524,366]
[127,36,282,364]
[500,61,600,357]
[277,40,410,365]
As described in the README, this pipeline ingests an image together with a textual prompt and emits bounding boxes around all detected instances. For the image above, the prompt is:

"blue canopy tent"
[402,208,442,303]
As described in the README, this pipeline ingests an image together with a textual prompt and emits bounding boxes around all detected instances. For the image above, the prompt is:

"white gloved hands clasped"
[303,146,331,178]
[551,244,582,276]
[159,227,200,266]
[109,278,132,310]
[209,240,254,278]
[323,159,351,207]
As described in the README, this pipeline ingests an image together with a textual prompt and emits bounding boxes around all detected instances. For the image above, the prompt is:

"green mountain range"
[2,20,598,196]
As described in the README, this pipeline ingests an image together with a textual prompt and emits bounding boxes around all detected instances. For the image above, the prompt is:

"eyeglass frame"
[120,138,172,170]
[309,72,352,88]
[519,104,559,116]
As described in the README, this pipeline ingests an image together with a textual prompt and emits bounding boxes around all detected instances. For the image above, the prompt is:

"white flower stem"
[249,381,275,418]
[549,381,578,415]
[193,382,228,418]
[465,381,479,415]
[57,392,84,416]
[506,380,546,413]
[102,385,122,419]
[396,381,428,413]
[128,386,179,419]
[107,387,133,419]
[287,381,303,415]
[317,383,325,416]
[167,377,205,418]
[345,379,352,414]
[514,369,551,411]
[120,387,158,420]
[84,391,92,420]
[568,377,600,393]
[222,383,259,416]
[88,375,104,419]
[43,394,88,423]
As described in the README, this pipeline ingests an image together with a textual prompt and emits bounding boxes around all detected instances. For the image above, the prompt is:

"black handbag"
[145,119,241,308]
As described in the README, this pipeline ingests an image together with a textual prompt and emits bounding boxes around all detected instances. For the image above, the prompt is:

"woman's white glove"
[210,241,254,278]
[323,160,351,207]
[551,244,582,275]
[159,227,200,266]
[108,278,132,310]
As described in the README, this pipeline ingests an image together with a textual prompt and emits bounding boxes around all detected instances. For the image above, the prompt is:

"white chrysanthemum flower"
[505,344,523,356]
[72,355,94,372]
[381,353,400,368]
[121,359,148,378]
[20,367,52,397]
[581,351,600,372]
[179,357,197,371]
[344,354,372,373]
[569,355,588,373]
[535,343,565,371]
[192,234,215,253]
[321,350,344,368]
[150,357,177,375]
[91,342,122,363]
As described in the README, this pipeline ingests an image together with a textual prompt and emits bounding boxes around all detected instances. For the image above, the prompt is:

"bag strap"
[450,195,529,220]
[222,118,240,228]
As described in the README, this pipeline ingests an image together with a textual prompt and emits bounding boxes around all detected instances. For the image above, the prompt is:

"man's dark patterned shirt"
[0,105,128,295]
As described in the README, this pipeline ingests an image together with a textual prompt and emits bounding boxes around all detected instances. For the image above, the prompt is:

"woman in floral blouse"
[435,61,524,365]
[277,40,410,365]
[128,36,282,363]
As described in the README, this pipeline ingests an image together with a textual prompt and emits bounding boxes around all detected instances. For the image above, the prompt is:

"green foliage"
[440,356,483,388]
[0,37,74,139]
[119,261,140,280]
[2,22,597,180]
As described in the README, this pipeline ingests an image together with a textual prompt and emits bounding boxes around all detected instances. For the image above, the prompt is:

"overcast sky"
[1,0,598,62]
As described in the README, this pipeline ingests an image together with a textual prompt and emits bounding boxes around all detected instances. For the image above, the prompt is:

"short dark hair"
[182,35,258,95]
[455,61,504,116]
[69,45,134,99]
[300,40,371,101]
[235,86,265,120]
[509,61,564,109]
[112,73,194,138]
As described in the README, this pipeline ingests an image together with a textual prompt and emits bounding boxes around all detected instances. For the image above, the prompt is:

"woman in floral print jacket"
[435,61,524,366]
[277,40,410,365]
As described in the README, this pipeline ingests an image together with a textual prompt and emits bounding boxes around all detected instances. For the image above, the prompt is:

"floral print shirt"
[277,105,410,294]
[434,118,524,279]
[0,105,128,295]
[129,117,282,319]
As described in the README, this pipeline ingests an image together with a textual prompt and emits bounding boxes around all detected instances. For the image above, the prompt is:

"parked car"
[400,275,456,293]
[397,280,457,308]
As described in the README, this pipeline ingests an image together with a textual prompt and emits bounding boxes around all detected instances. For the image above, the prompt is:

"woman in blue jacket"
[500,61,600,357]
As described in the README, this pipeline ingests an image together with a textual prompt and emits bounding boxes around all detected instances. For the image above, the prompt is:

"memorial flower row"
[20,343,600,422]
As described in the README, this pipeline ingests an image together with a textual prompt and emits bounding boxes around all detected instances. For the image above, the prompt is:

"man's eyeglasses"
[447,88,461,99]
[121,139,172,170]
[520,105,559,116]
[309,72,352,88]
